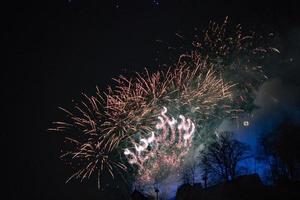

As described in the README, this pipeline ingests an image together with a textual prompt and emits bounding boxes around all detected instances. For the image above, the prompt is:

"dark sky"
[4,1,300,199]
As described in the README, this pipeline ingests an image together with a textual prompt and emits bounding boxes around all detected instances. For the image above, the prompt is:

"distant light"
[153,0,160,5]
[243,121,249,126]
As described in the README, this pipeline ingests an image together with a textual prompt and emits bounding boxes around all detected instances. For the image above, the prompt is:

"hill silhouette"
[131,174,300,200]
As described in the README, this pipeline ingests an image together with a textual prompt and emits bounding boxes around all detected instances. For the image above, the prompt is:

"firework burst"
[50,18,278,189]
[124,107,195,184]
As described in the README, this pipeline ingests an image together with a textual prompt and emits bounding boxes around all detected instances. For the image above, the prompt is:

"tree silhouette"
[199,132,251,183]
[261,120,300,182]
[182,162,197,185]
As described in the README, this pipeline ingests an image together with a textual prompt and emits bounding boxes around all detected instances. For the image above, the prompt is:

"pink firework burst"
[124,107,195,184]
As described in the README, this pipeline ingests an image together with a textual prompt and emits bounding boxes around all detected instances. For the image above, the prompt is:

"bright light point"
[124,149,130,155]
[171,117,177,124]
[162,106,167,114]
[135,144,144,152]
[243,121,250,126]
[183,133,191,140]
[156,116,164,129]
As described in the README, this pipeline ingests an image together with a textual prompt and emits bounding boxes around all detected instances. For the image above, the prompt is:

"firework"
[51,63,232,186]
[49,92,127,188]
[50,18,277,188]
[123,107,195,183]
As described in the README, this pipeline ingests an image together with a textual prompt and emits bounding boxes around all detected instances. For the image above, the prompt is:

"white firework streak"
[124,107,195,183]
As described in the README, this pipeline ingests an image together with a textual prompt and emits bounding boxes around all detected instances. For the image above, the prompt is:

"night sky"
[4,1,300,199]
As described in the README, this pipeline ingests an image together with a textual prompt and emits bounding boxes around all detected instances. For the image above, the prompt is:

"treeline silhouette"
[131,120,300,200]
